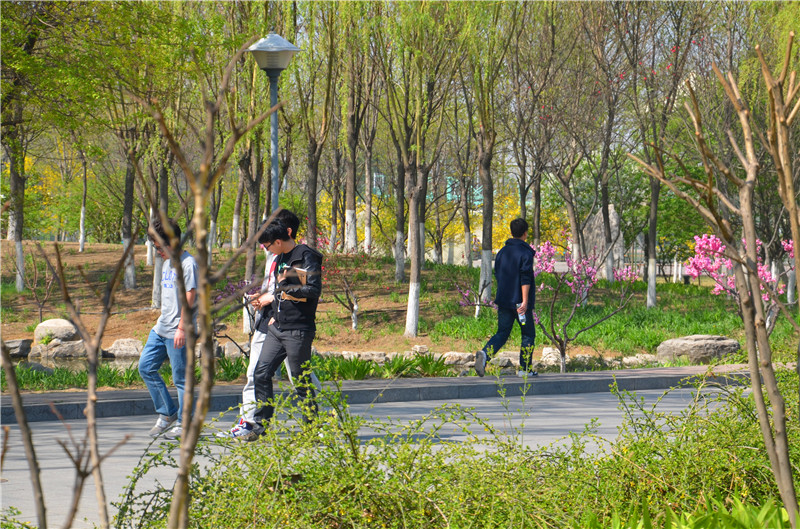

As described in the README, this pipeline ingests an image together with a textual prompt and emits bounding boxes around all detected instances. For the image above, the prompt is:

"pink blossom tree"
[629,35,800,524]
[533,240,639,373]
[685,234,794,334]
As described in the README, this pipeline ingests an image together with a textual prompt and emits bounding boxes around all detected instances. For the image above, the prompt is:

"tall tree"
[376,2,462,335]
[462,2,520,305]
[613,1,709,308]
[292,2,337,249]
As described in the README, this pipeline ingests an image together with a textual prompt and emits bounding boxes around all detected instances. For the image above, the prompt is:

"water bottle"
[517,303,526,325]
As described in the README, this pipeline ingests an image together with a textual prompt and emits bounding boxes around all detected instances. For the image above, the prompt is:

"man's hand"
[250,293,274,310]
[174,327,186,349]
[517,302,528,314]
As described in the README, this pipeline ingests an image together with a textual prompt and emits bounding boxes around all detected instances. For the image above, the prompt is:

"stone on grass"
[34,319,79,343]
[29,339,88,359]
[224,341,250,359]
[5,339,32,359]
[107,339,143,359]
[540,347,567,367]
[622,353,657,367]
[656,335,739,364]
[359,351,386,364]
[443,352,472,366]
[411,344,429,354]
[488,356,513,368]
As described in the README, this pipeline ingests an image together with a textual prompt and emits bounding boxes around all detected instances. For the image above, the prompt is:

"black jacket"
[493,238,535,309]
[258,243,323,332]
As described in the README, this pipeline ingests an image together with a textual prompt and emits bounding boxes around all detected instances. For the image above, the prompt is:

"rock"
[194,341,224,358]
[540,347,567,367]
[622,353,657,367]
[34,319,79,343]
[5,339,32,359]
[443,352,473,366]
[359,351,386,364]
[656,335,740,364]
[224,341,250,359]
[495,351,521,366]
[411,344,429,354]
[488,356,513,368]
[107,339,143,359]
[29,340,89,359]
[17,362,54,375]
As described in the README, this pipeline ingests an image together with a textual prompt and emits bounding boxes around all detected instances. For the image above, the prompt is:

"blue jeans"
[482,306,536,370]
[138,329,186,420]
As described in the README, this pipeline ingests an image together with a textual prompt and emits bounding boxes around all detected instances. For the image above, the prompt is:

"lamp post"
[246,33,300,212]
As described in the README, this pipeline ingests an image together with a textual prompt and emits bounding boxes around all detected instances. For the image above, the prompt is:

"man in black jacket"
[474,218,537,378]
[248,219,323,436]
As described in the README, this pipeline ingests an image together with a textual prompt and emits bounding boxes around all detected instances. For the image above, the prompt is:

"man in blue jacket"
[474,218,537,378]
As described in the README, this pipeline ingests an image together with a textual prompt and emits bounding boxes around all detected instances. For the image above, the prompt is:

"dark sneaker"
[163,422,182,440]
[474,350,487,377]
[148,414,177,438]
[516,370,538,378]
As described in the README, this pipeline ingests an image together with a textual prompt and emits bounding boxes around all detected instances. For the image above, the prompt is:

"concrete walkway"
[1,364,749,424]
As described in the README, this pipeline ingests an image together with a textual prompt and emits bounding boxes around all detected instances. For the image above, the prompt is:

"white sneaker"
[148,414,177,438]
[516,370,538,378]
[216,418,256,440]
[163,422,182,440]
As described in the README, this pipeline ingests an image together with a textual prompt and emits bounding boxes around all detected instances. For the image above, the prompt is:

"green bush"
[110,369,798,528]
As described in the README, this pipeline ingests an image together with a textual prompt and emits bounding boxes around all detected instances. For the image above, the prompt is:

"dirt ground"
[1,241,504,355]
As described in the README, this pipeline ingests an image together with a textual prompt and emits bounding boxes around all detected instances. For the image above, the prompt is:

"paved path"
[1,364,748,423]
[1,366,748,528]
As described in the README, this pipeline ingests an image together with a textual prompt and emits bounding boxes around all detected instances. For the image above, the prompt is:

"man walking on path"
[220,209,321,441]
[235,218,323,439]
[474,218,537,378]
[139,218,198,439]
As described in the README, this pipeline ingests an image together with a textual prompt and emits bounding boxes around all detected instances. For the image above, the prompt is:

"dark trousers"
[252,325,318,432]
[482,306,536,370]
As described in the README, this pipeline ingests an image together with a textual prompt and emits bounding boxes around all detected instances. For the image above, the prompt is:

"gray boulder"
[656,335,740,364]
[29,339,89,359]
[106,339,143,359]
[443,352,472,366]
[539,347,568,367]
[224,341,250,359]
[34,319,79,343]
[5,339,32,359]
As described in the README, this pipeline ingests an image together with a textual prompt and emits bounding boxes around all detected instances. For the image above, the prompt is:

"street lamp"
[246,33,300,212]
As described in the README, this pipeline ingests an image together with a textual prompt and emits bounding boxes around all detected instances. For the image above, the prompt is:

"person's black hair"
[510,218,528,239]
[259,219,291,245]
[150,217,181,244]
[275,209,300,240]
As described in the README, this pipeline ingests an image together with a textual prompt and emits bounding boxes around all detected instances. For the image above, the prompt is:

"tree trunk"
[532,176,542,247]
[405,168,422,337]
[601,181,614,282]
[363,148,373,254]
[394,155,406,283]
[5,103,26,292]
[306,141,321,249]
[242,142,261,282]
[478,141,494,306]
[231,174,244,249]
[121,160,136,290]
[79,148,88,252]
[646,176,660,308]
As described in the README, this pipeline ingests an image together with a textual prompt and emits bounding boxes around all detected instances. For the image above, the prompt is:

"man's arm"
[174,288,196,349]
[276,251,322,300]
[518,284,530,314]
